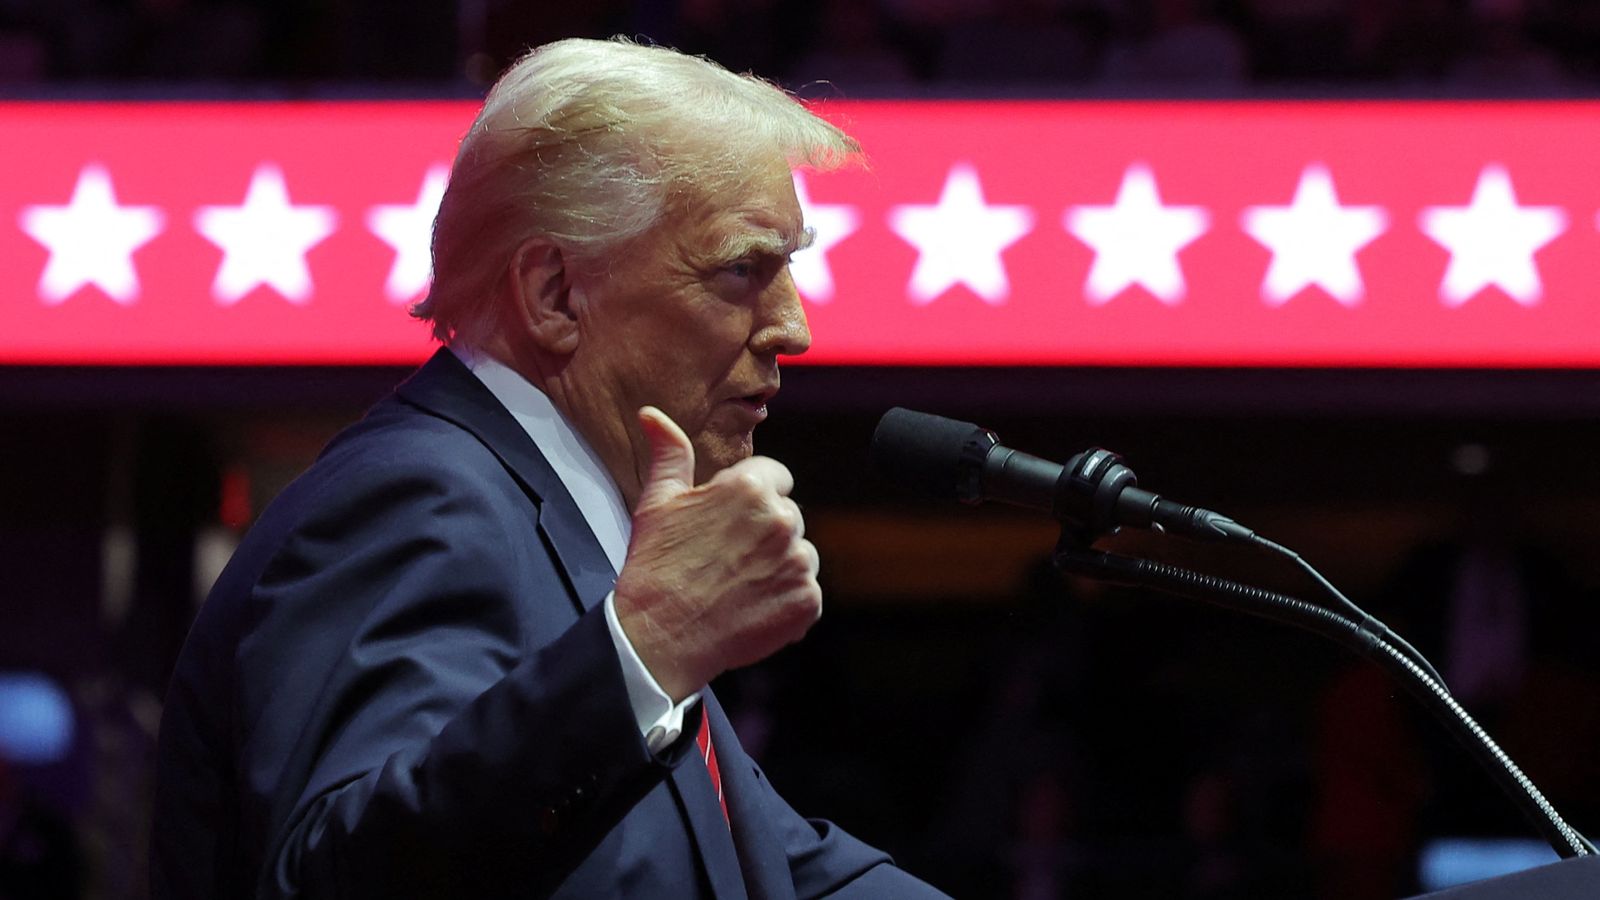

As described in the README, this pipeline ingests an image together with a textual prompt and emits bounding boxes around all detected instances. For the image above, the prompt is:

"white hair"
[413,37,862,345]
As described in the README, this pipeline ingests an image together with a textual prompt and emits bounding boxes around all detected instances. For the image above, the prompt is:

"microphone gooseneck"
[870,405,1594,861]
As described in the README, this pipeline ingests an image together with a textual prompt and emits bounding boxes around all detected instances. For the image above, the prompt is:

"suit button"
[537,806,561,837]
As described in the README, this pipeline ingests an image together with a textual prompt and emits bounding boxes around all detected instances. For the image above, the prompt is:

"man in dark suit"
[151,36,947,899]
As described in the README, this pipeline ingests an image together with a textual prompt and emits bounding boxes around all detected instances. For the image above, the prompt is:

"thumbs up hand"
[613,406,822,702]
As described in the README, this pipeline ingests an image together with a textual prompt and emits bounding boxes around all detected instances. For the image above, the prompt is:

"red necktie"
[695,712,729,823]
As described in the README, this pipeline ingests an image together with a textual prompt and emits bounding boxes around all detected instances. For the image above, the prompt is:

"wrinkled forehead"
[670,161,807,254]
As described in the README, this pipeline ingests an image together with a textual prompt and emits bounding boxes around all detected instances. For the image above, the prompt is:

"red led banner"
[3,100,1600,367]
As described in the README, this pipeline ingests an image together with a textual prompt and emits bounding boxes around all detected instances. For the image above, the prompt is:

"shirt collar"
[448,344,631,575]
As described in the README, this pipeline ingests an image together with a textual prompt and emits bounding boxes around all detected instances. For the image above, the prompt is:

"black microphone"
[870,407,1253,543]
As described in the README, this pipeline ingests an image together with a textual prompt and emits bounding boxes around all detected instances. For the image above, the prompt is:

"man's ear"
[508,238,580,356]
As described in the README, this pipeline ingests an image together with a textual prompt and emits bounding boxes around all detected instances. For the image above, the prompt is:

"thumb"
[637,406,696,503]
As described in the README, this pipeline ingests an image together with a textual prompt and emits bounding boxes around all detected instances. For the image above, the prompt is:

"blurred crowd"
[2,0,1599,93]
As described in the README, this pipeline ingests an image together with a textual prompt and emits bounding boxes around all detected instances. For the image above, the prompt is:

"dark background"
[4,2,1600,898]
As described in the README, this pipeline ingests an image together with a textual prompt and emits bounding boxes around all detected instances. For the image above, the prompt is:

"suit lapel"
[705,693,795,900]
[393,347,615,615]
[398,349,756,897]
[670,701,750,899]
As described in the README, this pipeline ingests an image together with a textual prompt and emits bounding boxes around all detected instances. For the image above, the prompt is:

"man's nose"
[752,270,812,357]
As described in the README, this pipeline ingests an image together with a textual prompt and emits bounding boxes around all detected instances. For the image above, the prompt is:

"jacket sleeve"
[232,451,681,899]
[705,688,949,900]
[754,762,953,900]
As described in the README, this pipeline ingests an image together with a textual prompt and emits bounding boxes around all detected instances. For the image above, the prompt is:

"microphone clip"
[1056,447,1138,547]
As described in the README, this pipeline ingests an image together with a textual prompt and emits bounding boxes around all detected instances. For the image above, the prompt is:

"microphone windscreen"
[870,408,990,501]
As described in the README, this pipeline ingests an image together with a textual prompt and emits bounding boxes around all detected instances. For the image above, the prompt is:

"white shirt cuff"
[603,590,700,754]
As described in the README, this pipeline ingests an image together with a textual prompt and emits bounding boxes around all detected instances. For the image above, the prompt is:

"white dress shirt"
[451,345,698,753]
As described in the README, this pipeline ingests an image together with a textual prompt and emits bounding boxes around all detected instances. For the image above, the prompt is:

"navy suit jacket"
[151,348,945,899]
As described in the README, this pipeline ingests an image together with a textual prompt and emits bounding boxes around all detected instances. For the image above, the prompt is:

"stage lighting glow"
[1417,837,1559,890]
[0,672,76,765]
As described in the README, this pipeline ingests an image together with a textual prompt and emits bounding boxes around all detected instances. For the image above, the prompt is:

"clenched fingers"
[717,455,794,498]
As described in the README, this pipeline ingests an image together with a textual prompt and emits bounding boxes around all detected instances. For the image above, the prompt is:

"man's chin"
[695,432,757,481]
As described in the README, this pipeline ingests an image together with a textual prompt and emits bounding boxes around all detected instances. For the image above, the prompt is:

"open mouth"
[734,388,777,416]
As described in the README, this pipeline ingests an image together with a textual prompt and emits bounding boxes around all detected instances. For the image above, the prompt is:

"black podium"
[1406,853,1600,898]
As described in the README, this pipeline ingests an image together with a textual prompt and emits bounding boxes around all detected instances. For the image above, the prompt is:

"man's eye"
[724,261,754,279]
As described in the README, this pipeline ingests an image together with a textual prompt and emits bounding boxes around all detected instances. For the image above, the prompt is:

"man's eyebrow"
[711,226,817,262]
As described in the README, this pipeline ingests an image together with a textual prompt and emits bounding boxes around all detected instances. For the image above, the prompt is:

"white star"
[195,163,338,305]
[1241,164,1387,307]
[887,163,1033,305]
[367,164,448,303]
[1065,163,1209,306]
[18,164,164,306]
[789,172,859,304]
[1418,165,1565,307]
